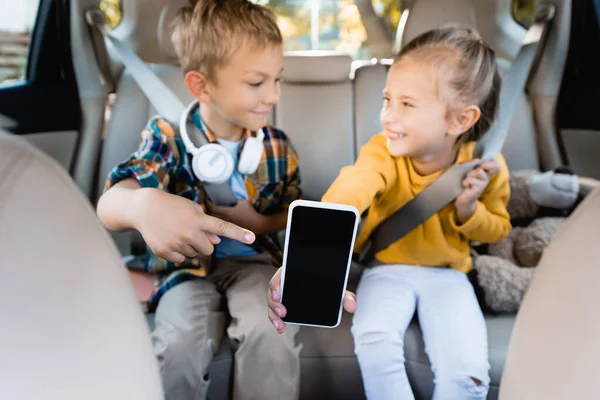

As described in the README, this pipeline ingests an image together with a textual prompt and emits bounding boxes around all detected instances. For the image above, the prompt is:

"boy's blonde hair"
[171,0,282,80]
[395,26,501,145]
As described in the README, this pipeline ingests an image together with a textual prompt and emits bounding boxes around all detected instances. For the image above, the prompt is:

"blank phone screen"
[281,205,357,327]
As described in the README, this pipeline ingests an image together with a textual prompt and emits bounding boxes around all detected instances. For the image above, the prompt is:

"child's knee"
[153,327,213,367]
[236,311,299,351]
[352,318,404,346]
[152,327,216,397]
[437,373,490,399]
[352,328,405,367]
[353,328,401,345]
[459,375,489,398]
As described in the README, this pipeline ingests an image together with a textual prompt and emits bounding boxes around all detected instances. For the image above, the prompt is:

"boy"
[96,1,302,399]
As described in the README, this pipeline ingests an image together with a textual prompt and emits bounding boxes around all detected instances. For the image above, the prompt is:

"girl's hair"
[395,26,501,144]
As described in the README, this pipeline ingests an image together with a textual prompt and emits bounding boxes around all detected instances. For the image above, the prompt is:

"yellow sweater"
[322,134,511,273]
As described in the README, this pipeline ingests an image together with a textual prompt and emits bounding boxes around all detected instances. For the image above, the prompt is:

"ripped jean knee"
[434,372,490,400]
[458,374,490,397]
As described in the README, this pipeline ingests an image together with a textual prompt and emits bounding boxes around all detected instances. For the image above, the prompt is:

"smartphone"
[280,200,360,328]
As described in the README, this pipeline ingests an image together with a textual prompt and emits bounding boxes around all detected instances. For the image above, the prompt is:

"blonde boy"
[97,1,302,399]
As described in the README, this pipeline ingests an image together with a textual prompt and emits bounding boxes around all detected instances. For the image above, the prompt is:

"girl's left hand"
[455,159,500,217]
[267,267,357,334]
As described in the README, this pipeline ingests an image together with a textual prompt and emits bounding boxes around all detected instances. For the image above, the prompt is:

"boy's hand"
[207,200,266,235]
[132,188,255,263]
[267,267,357,334]
[455,159,500,223]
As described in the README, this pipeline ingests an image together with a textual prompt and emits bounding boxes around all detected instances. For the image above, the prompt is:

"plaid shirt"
[105,107,301,310]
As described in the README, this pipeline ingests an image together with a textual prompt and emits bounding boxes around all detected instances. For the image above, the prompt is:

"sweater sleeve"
[322,134,396,214]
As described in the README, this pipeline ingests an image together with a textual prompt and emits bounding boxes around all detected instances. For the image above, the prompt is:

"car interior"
[1,0,600,399]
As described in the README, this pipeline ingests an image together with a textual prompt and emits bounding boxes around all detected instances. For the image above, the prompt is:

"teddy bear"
[472,168,581,313]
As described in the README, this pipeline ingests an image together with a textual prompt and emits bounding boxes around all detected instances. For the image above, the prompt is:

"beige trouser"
[151,252,301,400]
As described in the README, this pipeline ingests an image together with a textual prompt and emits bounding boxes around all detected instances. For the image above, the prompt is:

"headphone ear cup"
[238,136,265,175]
[191,153,205,182]
[192,143,235,184]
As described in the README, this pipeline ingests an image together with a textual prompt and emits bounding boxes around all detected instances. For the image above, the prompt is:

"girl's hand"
[455,159,500,223]
[267,267,357,334]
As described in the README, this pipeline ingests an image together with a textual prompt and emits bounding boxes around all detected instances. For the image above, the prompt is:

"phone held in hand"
[280,200,359,328]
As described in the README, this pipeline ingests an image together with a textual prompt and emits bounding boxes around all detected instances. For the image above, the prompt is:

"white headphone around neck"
[179,101,265,185]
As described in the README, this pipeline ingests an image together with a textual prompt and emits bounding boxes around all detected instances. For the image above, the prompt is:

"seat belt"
[85,9,238,207]
[365,3,556,262]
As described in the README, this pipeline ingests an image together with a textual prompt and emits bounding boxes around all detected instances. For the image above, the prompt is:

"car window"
[100,0,123,29]
[0,0,39,84]
[0,0,122,85]
[255,0,405,59]
[512,0,538,28]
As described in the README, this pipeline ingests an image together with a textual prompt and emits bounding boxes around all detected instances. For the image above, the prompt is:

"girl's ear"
[447,105,481,137]
[185,71,212,104]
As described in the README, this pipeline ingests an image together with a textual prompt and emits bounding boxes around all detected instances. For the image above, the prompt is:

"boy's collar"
[191,103,252,143]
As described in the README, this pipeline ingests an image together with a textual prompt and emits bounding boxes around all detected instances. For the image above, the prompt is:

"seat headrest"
[399,0,477,49]
[157,3,182,63]
[283,51,352,84]
[0,130,163,399]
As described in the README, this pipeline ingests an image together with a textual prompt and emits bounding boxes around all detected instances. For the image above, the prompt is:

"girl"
[269,26,511,400]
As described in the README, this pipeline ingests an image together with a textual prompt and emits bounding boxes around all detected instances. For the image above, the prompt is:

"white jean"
[352,265,490,400]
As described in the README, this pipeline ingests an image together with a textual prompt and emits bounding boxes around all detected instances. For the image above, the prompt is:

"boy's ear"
[185,71,212,104]
[447,105,481,137]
